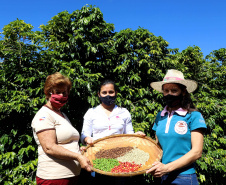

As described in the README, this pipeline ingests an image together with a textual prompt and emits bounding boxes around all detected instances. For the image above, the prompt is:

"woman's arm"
[81,118,94,145]
[124,110,135,134]
[146,129,204,177]
[37,129,92,172]
[81,110,94,145]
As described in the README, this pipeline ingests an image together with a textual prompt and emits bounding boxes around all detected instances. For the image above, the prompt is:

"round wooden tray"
[82,134,162,176]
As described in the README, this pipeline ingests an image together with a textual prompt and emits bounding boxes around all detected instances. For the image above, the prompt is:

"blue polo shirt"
[152,108,207,174]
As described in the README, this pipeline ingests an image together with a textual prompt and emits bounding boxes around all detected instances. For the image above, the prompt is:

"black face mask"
[99,95,116,106]
[163,94,183,108]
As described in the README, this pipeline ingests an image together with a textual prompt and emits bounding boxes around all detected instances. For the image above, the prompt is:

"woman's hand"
[146,161,169,177]
[37,129,92,171]
[80,146,87,152]
[134,131,146,136]
[84,136,94,145]
[77,155,92,172]
[146,130,205,177]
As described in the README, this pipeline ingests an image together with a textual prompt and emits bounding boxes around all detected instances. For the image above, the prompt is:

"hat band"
[163,77,184,81]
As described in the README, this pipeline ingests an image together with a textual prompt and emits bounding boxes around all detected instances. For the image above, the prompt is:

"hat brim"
[150,80,198,93]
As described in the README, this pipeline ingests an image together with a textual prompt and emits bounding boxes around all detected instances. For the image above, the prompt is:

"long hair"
[178,84,198,112]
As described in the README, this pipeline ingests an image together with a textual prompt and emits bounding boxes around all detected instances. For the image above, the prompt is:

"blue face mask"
[99,95,116,106]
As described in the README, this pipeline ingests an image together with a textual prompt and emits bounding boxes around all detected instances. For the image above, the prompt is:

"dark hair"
[98,79,117,93]
[177,84,197,112]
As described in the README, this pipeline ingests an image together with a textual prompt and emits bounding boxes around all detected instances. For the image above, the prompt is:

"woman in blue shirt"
[146,69,206,185]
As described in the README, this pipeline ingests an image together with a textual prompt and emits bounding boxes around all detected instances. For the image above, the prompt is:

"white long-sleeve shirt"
[81,105,134,143]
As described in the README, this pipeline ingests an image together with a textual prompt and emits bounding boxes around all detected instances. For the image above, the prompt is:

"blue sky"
[0,0,225,57]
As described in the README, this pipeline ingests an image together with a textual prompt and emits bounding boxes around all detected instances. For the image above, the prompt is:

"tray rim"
[82,134,162,177]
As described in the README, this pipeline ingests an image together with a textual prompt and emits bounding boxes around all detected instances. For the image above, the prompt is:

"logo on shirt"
[199,119,205,123]
[39,117,46,121]
[199,115,205,123]
[174,121,187,135]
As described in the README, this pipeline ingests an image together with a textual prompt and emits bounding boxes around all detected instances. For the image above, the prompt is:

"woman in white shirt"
[31,72,92,185]
[81,79,144,145]
[81,79,144,185]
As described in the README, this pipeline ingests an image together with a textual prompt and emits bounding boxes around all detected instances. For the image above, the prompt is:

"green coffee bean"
[93,158,120,172]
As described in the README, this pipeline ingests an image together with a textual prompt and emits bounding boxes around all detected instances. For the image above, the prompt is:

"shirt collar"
[97,104,118,113]
[161,106,188,116]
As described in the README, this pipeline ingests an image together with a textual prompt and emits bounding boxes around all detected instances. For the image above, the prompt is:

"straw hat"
[150,69,198,93]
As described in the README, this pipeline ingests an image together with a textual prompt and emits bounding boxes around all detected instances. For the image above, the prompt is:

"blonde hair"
[44,72,72,99]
